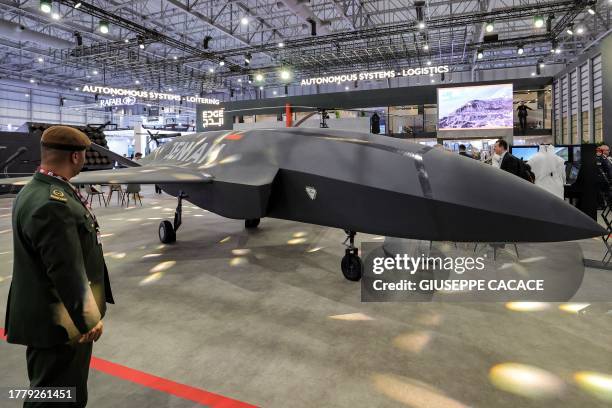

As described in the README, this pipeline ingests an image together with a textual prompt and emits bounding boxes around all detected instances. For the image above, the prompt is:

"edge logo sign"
[99,96,136,107]
[305,186,317,200]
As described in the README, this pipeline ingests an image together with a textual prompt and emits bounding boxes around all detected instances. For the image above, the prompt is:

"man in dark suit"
[4,126,114,407]
[494,139,521,177]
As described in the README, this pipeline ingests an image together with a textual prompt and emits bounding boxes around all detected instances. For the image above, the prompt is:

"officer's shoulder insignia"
[49,187,67,203]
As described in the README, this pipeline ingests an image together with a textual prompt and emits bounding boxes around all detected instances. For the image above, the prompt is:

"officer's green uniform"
[4,126,113,408]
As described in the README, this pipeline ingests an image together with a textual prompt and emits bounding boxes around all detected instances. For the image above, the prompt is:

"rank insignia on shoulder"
[50,188,67,202]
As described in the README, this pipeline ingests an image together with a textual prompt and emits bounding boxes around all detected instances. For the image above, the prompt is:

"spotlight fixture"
[587,6,595,15]
[29,78,36,83]
[485,21,494,33]
[278,42,284,48]
[255,73,264,82]
[536,61,542,75]
[135,80,140,84]
[280,69,290,80]
[426,60,432,66]
[539,62,545,68]
[99,20,109,34]
[423,43,429,51]
[92,69,98,75]
[237,78,242,83]
[168,88,172,91]
[137,35,145,49]
[241,16,249,25]
[308,18,316,36]
[37,57,44,63]
[40,0,52,13]
[577,26,585,34]
[244,53,251,65]
[173,55,177,60]
[431,79,435,83]
[415,0,425,22]
[208,67,214,73]
[124,38,129,43]
[219,59,225,66]
[203,36,212,49]
[534,15,544,28]
[517,45,524,55]
[74,1,82,8]
[550,41,558,53]
[52,12,60,20]
[259,86,264,90]
[418,22,425,30]
[74,32,82,46]
[477,49,484,59]
[546,15,554,32]
[566,24,574,35]
[273,90,277,95]
[344,86,349,91]
[74,87,79,91]
[531,72,536,76]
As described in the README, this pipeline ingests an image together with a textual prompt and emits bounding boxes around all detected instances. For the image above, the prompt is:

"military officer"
[4,126,114,407]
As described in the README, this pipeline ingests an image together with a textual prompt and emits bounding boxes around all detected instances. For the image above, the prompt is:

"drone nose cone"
[422,150,605,242]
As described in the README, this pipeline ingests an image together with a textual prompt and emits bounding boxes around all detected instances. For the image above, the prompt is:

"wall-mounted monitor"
[510,146,539,161]
[437,83,513,130]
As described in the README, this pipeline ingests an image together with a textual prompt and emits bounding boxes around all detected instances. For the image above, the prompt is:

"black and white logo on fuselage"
[305,186,317,200]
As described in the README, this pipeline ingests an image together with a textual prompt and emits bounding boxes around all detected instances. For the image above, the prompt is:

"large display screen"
[438,83,514,130]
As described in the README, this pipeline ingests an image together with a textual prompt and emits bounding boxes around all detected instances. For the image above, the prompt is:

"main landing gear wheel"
[159,220,176,243]
[341,230,362,281]
[245,218,260,229]
[159,191,187,244]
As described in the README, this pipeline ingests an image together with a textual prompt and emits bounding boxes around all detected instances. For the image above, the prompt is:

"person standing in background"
[517,101,533,133]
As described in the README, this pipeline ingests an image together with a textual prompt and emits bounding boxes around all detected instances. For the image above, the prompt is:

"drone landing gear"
[341,230,362,281]
[159,191,187,244]
[245,218,260,229]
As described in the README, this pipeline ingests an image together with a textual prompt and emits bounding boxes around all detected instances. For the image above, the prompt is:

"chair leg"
[137,193,142,206]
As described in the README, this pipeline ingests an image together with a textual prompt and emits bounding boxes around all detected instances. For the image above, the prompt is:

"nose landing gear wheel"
[341,251,363,281]
[245,218,260,229]
[159,220,176,243]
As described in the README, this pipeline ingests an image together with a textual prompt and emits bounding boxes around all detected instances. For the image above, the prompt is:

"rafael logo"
[305,186,317,200]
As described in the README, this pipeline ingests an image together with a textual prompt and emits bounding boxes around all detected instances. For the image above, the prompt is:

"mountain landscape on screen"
[439,98,513,129]
[438,97,513,129]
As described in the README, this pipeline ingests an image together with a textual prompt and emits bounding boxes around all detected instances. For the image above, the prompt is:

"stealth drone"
[3,128,605,281]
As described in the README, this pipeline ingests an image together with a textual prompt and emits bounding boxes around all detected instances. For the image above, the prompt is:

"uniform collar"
[33,171,71,187]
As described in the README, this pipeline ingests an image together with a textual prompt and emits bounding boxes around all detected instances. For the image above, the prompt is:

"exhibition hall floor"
[1,187,611,408]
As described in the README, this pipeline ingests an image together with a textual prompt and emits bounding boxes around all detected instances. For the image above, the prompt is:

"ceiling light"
[173,55,177,60]
[92,69,98,75]
[219,60,225,66]
[139,43,145,49]
[418,22,425,30]
[124,38,129,43]
[168,88,172,91]
[241,16,249,25]
[555,47,562,54]
[255,73,264,81]
[244,53,251,65]
[485,21,494,33]
[426,60,432,65]
[273,90,277,95]
[259,86,263,90]
[587,6,595,15]
[577,26,585,34]
[566,24,574,35]
[517,45,524,55]
[477,49,484,59]
[99,20,109,34]
[40,0,51,13]
[74,1,82,8]
[74,87,79,91]
[278,42,284,48]
[534,16,544,28]
[208,67,214,73]
[29,78,36,83]
[431,79,435,83]
[237,78,242,83]
[25,94,29,97]
[423,43,429,50]
[280,70,290,80]
[52,12,60,20]
[531,72,536,76]
[135,80,140,84]
[344,86,349,90]
[539,62,545,68]
[37,57,43,63]
[137,36,145,49]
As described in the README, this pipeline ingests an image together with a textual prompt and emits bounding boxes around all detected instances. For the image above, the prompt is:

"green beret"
[41,126,91,151]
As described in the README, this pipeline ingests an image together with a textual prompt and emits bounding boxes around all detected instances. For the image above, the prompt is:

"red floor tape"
[2,328,257,408]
